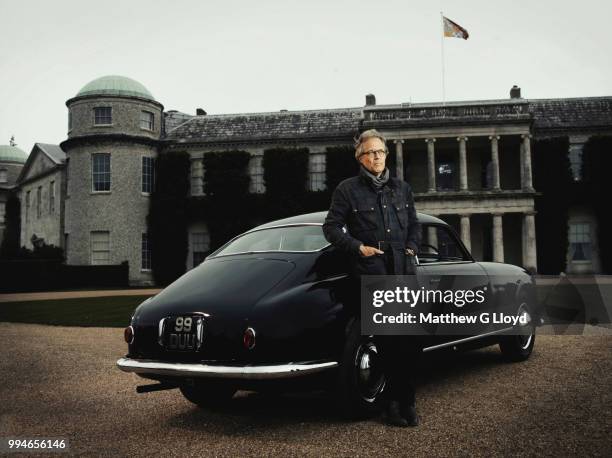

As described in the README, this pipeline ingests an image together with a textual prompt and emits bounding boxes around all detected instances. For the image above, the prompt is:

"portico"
[366,100,538,272]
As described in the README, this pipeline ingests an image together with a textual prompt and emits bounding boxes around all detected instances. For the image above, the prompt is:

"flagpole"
[440,11,446,106]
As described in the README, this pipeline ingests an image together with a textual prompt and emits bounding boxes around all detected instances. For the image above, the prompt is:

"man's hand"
[359,245,384,257]
[405,248,415,256]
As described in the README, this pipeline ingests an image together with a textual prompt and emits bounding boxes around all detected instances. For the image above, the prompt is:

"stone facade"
[63,142,157,283]
[10,76,612,284]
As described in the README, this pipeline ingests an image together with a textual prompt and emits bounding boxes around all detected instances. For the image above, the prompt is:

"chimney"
[196,108,207,116]
[365,93,376,106]
[510,85,521,99]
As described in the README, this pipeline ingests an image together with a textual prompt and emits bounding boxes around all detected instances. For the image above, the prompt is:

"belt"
[376,241,406,251]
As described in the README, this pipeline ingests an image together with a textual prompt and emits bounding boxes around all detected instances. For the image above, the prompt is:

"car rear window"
[214,225,329,256]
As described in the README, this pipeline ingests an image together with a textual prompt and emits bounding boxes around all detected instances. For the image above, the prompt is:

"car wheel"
[335,318,386,418]
[499,302,536,362]
[179,380,237,408]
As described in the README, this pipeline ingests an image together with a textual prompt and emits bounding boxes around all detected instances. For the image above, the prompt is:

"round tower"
[62,75,163,285]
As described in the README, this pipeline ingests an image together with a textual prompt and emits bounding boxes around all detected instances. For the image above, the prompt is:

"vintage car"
[117,211,540,417]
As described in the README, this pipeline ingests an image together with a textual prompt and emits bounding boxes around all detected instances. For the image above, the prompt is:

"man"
[322,129,421,427]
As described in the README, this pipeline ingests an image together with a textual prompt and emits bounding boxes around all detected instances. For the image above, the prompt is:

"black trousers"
[374,335,418,405]
[366,250,419,406]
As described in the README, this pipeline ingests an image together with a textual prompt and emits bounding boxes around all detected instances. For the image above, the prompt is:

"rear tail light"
[124,326,135,344]
[243,327,256,350]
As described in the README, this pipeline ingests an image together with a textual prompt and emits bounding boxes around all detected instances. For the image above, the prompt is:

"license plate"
[159,315,204,351]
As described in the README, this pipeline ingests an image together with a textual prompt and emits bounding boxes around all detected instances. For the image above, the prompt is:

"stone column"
[457,136,468,191]
[460,214,471,253]
[394,140,404,181]
[522,211,537,273]
[489,135,501,190]
[492,213,504,263]
[521,134,534,191]
[426,138,436,192]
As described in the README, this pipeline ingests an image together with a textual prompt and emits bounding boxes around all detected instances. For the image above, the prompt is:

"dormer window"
[94,107,112,125]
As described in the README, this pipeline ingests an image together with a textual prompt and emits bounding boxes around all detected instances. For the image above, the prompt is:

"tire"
[499,302,536,362]
[335,318,386,419]
[179,380,237,408]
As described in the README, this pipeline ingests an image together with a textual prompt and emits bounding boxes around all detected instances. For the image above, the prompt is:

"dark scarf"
[360,165,390,189]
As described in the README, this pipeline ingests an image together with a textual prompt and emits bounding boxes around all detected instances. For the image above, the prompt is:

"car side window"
[419,224,466,263]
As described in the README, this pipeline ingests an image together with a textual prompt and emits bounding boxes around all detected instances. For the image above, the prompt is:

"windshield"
[214,225,329,256]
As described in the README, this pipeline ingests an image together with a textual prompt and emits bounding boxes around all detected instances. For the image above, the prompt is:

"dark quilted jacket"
[322,167,421,275]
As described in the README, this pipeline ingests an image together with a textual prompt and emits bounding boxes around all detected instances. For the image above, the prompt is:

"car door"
[417,223,490,349]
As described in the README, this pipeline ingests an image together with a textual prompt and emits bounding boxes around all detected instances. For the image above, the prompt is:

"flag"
[443,16,469,40]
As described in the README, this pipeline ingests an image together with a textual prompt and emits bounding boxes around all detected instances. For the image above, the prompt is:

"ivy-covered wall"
[199,151,253,249]
[0,192,21,259]
[532,137,572,274]
[262,147,309,219]
[149,144,359,283]
[582,135,612,274]
[325,146,359,191]
[148,151,190,286]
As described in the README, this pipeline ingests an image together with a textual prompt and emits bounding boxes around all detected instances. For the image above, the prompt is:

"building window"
[140,111,154,131]
[437,162,455,191]
[94,107,112,125]
[25,190,30,224]
[49,181,55,213]
[568,143,584,181]
[0,168,7,183]
[141,233,152,270]
[91,231,110,265]
[191,231,210,268]
[190,159,204,196]
[248,155,265,193]
[308,153,326,191]
[142,157,155,194]
[36,186,42,219]
[0,202,5,224]
[569,223,591,261]
[68,110,73,131]
[92,153,111,192]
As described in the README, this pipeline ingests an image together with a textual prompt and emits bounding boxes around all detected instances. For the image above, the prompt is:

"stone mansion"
[1,75,610,285]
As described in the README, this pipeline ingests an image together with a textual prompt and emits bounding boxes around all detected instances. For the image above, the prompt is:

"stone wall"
[64,142,157,284]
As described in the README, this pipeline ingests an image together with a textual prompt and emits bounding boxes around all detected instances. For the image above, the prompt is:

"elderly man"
[322,129,421,427]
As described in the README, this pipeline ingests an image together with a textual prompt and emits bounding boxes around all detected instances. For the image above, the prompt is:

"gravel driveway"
[0,323,610,457]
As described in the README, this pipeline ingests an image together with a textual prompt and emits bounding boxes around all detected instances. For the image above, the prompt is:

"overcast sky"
[1,0,611,154]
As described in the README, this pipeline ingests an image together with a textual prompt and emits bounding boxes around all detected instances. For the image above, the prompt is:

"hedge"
[532,137,572,274]
[0,260,129,293]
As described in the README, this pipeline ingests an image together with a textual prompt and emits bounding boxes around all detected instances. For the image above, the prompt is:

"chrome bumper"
[117,357,338,380]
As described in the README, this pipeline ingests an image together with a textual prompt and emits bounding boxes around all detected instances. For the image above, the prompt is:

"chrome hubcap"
[354,340,385,403]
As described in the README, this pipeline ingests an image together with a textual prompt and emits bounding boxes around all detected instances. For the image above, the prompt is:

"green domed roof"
[0,145,28,164]
[76,75,156,101]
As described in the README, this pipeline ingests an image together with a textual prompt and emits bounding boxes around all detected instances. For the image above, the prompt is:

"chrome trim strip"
[208,223,330,259]
[117,358,338,380]
[421,327,514,353]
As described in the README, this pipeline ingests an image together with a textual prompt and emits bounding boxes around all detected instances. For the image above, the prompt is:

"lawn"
[0,295,152,327]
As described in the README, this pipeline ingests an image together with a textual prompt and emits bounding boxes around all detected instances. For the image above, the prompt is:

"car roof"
[252,211,448,231]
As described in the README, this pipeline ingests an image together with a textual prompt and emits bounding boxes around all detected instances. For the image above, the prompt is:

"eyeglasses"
[360,149,388,158]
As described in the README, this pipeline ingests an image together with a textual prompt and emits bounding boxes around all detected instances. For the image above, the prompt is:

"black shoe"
[401,403,419,427]
[385,401,409,427]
